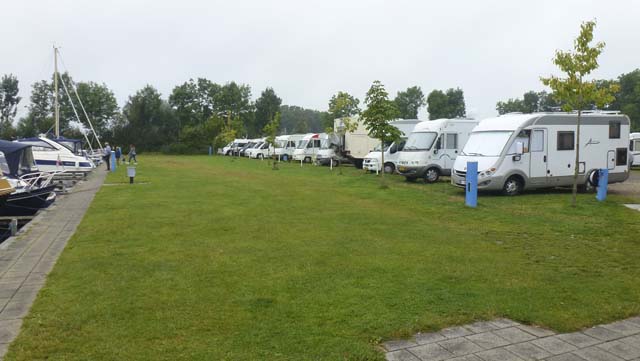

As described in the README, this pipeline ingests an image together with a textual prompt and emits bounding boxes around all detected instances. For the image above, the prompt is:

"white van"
[397,119,479,182]
[274,134,305,161]
[630,132,640,167]
[293,133,328,162]
[362,119,420,173]
[451,112,631,195]
[221,138,248,156]
[248,141,272,159]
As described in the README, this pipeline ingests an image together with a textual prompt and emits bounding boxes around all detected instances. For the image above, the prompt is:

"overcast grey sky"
[3,0,639,121]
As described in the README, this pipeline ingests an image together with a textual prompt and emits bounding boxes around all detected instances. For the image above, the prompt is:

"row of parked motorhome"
[220,111,636,195]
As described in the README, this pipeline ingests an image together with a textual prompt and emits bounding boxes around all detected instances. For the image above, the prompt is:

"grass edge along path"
[5,155,640,361]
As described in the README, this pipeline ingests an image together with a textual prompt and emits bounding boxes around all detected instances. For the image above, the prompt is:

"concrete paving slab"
[597,340,640,360]
[476,348,524,361]
[505,341,551,360]
[466,331,510,349]
[574,345,625,361]
[531,336,578,355]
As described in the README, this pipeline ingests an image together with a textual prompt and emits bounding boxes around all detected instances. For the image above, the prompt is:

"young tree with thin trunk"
[263,112,281,169]
[541,20,619,207]
[361,81,401,178]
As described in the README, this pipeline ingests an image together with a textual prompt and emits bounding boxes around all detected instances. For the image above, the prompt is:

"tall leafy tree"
[427,88,466,119]
[394,86,425,119]
[119,85,177,151]
[541,20,619,207]
[254,87,282,137]
[279,105,326,133]
[169,78,221,139]
[215,82,253,136]
[361,81,401,177]
[0,74,21,139]
[612,69,640,131]
[73,81,119,136]
[327,91,360,130]
[263,112,281,168]
[496,90,561,115]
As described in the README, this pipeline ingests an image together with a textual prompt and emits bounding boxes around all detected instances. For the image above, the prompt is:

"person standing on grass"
[103,142,112,170]
[115,146,122,165]
[128,144,137,164]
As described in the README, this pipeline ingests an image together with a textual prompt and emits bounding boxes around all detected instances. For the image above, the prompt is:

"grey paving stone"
[491,319,522,329]
[603,321,640,337]
[619,335,640,347]
[0,301,31,320]
[627,318,640,327]
[517,324,556,338]
[505,342,552,360]
[476,348,524,361]
[574,345,625,361]
[408,343,454,361]
[441,326,474,339]
[386,349,421,361]
[449,355,483,361]
[384,339,419,351]
[597,340,640,360]
[0,342,8,359]
[584,326,625,342]
[438,338,483,356]
[415,332,446,345]
[0,319,21,343]
[494,327,538,343]
[531,336,577,355]
[546,354,588,361]
[0,285,19,299]
[558,332,602,348]
[466,331,510,349]
[465,321,499,334]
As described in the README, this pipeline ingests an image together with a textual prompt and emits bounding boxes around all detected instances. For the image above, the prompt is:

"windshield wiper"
[463,152,483,156]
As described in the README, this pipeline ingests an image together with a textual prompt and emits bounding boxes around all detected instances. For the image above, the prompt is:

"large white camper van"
[362,120,420,173]
[451,112,631,195]
[630,132,640,167]
[273,134,304,161]
[293,133,328,162]
[396,119,479,182]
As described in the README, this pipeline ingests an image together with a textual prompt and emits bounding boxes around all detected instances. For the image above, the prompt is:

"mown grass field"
[6,155,640,361]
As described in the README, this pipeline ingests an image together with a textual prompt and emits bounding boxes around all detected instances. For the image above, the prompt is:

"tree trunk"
[380,138,385,177]
[571,109,581,207]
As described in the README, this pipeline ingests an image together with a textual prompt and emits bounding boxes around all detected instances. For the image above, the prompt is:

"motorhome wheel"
[282,154,289,162]
[383,163,395,174]
[257,153,263,159]
[502,176,523,196]
[424,168,440,183]
[331,159,340,167]
[304,157,311,163]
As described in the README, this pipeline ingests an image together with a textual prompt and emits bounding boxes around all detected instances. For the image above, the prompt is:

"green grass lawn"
[6,155,640,361]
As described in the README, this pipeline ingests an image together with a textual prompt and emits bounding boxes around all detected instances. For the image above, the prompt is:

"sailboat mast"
[53,46,60,138]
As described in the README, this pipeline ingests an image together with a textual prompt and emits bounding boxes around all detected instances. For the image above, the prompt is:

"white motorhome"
[397,119,479,182]
[451,112,631,195]
[362,119,420,173]
[220,139,248,156]
[248,141,272,159]
[245,138,266,158]
[293,133,328,162]
[273,134,304,161]
[630,132,640,167]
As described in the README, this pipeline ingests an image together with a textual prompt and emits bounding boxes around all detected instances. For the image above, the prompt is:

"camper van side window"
[557,131,575,151]
[616,148,627,166]
[531,130,544,152]
[434,137,442,150]
[609,122,621,139]
[445,134,458,149]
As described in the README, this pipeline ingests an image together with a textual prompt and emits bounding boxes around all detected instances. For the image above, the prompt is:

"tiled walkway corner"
[384,317,640,361]
[0,171,106,359]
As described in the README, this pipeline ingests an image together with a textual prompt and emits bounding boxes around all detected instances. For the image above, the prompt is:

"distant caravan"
[630,132,640,167]
[451,112,631,196]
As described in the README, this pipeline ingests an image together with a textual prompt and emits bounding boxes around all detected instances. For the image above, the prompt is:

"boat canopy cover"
[0,140,35,176]
[50,136,83,153]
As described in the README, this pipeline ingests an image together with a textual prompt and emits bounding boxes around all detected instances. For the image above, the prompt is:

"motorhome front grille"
[454,170,466,177]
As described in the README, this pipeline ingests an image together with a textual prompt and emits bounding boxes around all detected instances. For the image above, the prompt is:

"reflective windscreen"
[462,131,513,157]
[403,132,437,151]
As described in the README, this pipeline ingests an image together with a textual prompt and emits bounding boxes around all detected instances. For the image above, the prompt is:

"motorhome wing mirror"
[516,141,524,155]
[433,149,438,155]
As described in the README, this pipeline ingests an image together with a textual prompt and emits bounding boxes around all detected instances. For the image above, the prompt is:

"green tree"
[361,81,401,178]
[263,112,281,168]
[254,87,282,137]
[215,82,253,137]
[327,91,360,129]
[427,88,466,119]
[0,74,21,139]
[394,86,425,119]
[496,98,525,115]
[73,81,119,137]
[496,90,561,115]
[279,105,326,133]
[120,85,177,151]
[612,69,640,131]
[169,78,221,140]
[541,20,619,207]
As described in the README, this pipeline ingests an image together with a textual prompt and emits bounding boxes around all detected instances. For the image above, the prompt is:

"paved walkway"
[0,171,106,359]
[384,317,640,361]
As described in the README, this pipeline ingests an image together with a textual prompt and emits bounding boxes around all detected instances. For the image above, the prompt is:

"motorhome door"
[529,129,548,182]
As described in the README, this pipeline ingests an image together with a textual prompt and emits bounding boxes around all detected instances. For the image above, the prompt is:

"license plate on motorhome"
[398,166,406,172]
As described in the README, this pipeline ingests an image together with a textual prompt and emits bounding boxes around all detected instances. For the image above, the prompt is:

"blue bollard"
[110,151,116,172]
[596,168,608,202]
[465,161,478,208]
[209,146,213,156]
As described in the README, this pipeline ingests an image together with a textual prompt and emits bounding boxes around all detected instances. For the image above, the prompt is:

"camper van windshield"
[404,132,437,151]
[462,131,513,157]
[373,141,393,152]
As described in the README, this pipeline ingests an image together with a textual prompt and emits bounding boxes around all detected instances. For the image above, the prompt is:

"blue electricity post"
[596,168,608,202]
[110,151,116,172]
[209,146,213,156]
[465,161,478,208]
